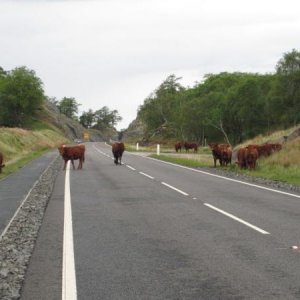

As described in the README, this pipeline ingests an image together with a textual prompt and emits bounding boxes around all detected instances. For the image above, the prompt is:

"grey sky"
[1,0,299,129]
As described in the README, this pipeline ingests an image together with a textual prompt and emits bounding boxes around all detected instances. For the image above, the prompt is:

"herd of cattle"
[175,141,282,170]
[0,140,282,173]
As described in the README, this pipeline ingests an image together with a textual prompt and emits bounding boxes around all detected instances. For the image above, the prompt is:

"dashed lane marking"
[139,172,155,179]
[204,203,270,235]
[161,182,189,196]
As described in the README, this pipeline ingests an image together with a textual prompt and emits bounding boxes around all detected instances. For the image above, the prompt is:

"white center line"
[62,161,77,300]
[204,203,270,235]
[161,182,189,196]
[139,172,154,179]
[126,165,136,171]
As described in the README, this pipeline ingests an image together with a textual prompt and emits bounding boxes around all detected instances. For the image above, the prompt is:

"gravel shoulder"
[0,155,61,300]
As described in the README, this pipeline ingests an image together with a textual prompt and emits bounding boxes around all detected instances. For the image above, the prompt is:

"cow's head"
[58,144,66,155]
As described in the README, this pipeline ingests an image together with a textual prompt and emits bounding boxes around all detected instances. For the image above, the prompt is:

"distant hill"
[0,100,118,179]
[40,100,115,142]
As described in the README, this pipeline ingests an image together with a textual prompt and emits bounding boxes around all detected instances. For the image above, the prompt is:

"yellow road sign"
[83,132,90,141]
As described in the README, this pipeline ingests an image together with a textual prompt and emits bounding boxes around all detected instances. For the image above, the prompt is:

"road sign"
[83,132,90,141]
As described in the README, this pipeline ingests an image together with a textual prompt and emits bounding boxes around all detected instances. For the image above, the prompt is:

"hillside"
[0,100,116,179]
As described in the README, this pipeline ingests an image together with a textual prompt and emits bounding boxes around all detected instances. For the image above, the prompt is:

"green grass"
[0,148,52,180]
[150,154,212,168]
[0,121,70,180]
[138,128,300,187]
[149,142,300,187]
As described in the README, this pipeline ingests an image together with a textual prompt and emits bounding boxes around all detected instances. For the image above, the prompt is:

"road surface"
[4,142,300,299]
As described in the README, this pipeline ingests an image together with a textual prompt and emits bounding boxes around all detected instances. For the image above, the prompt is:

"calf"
[112,142,125,165]
[0,152,5,173]
[58,144,85,170]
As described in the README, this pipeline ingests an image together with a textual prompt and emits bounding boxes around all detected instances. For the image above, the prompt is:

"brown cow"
[208,143,231,167]
[236,146,258,170]
[0,152,5,173]
[175,142,182,152]
[219,144,232,166]
[236,147,247,169]
[245,146,259,169]
[247,143,282,158]
[184,142,198,152]
[112,142,125,165]
[58,144,85,170]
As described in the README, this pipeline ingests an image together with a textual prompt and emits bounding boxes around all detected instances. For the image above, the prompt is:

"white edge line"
[141,156,300,199]
[139,172,154,179]
[62,161,77,300]
[204,203,270,235]
[0,154,58,241]
[161,182,189,196]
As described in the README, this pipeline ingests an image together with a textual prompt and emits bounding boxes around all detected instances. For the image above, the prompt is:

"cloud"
[1,0,300,129]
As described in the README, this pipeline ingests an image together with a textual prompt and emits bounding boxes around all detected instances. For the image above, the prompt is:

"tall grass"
[0,125,69,179]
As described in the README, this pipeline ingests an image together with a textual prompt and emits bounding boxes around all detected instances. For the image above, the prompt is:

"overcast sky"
[1,0,299,130]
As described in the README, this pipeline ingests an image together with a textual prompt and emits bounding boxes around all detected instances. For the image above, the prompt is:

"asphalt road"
[17,142,300,299]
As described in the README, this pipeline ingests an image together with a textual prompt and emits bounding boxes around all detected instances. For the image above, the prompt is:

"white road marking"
[62,161,77,300]
[204,203,270,235]
[126,165,136,171]
[139,172,154,179]
[161,182,189,196]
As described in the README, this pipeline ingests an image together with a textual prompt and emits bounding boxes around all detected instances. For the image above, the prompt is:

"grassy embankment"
[0,121,69,180]
[125,127,300,186]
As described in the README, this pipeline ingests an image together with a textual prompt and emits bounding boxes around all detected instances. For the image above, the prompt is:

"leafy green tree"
[93,106,122,129]
[79,109,95,128]
[273,49,300,126]
[57,97,80,120]
[0,66,45,127]
[138,74,185,137]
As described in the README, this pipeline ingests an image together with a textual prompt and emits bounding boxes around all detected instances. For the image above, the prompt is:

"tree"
[93,106,122,129]
[273,49,300,126]
[138,74,185,137]
[0,66,45,127]
[0,66,7,78]
[57,97,80,120]
[79,109,95,128]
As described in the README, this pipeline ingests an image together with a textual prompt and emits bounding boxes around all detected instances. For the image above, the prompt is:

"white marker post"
[157,144,160,155]
[136,142,139,151]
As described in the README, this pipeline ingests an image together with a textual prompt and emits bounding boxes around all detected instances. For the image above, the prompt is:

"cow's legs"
[71,159,76,169]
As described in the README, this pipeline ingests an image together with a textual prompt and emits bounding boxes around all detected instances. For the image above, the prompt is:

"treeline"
[138,49,300,145]
[0,66,122,130]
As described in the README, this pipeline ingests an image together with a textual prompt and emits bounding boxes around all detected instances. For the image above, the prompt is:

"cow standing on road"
[58,144,85,170]
[112,142,125,165]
